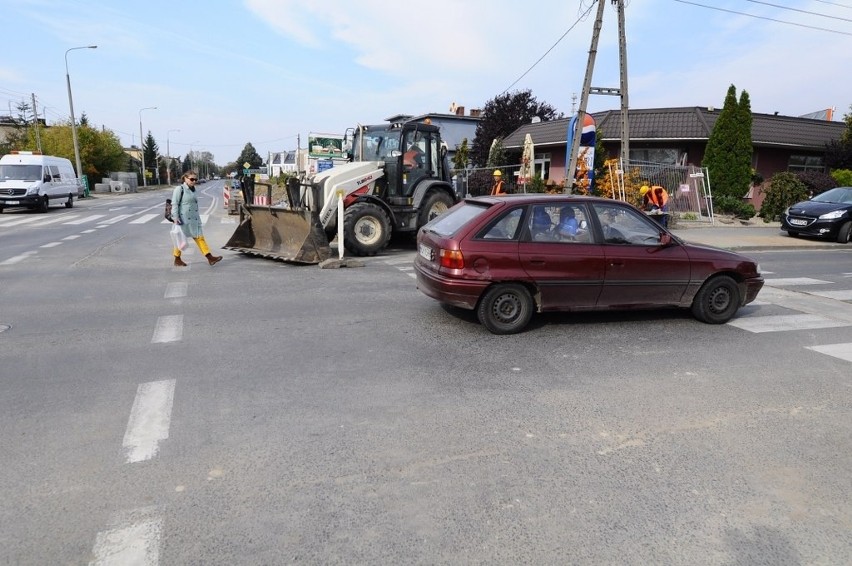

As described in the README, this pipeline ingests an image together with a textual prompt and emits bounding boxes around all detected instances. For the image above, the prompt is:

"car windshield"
[813,187,852,204]
[424,201,490,236]
[0,164,42,182]
[352,129,401,161]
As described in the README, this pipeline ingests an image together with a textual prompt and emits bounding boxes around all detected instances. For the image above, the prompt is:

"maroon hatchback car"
[414,195,764,334]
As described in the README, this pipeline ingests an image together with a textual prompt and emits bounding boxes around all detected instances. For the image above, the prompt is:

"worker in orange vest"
[640,185,670,226]
[490,170,506,196]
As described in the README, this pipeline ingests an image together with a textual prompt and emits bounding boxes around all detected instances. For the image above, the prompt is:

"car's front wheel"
[836,221,851,243]
[477,283,534,334]
[691,275,741,324]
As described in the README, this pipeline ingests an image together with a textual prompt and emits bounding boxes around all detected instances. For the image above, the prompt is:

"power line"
[673,0,852,35]
[812,0,852,8]
[501,1,598,94]
[745,0,852,22]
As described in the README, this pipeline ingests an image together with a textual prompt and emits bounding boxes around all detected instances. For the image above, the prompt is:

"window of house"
[788,155,825,172]
[629,148,680,164]
[534,153,551,180]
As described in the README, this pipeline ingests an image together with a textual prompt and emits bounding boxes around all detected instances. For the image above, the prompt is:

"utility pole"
[31,93,41,152]
[566,0,630,190]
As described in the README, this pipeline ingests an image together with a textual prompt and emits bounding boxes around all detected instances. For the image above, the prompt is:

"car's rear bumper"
[414,263,489,310]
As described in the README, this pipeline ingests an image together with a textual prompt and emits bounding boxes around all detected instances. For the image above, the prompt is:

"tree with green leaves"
[13,120,126,183]
[452,138,470,172]
[236,143,263,169]
[702,85,754,200]
[470,90,561,167]
[825,104,852,170]
[143,131,159,183]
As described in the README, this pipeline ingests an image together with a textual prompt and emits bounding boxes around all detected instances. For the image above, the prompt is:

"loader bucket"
[223,204,331,264]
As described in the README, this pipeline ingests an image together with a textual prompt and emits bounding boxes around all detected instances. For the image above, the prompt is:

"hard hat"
[493,170,502,177]
[639,185,650,195]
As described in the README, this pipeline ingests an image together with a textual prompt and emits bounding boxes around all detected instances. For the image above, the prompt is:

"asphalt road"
[1,187,850,565]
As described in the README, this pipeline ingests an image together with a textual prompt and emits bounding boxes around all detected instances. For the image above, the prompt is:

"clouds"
[3,0,850,164]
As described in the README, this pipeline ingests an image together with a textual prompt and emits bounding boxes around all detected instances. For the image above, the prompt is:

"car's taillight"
[439,249,464,269]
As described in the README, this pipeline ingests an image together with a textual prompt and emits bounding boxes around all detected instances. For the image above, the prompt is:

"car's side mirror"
[44,175,52,183]
[660,232,673,246]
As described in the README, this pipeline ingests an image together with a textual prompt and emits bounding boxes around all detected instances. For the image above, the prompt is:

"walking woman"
[171,170,222,267]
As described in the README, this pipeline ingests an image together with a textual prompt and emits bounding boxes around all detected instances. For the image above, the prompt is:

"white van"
[0,151,82,213]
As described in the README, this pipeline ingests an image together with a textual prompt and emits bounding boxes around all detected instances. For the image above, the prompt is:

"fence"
[453,160,714,223]
[452,164,556,197]
[614,159,715,223]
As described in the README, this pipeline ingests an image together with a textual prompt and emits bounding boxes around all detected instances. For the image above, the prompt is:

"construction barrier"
[223,186,230,209]
[253,195,269,206]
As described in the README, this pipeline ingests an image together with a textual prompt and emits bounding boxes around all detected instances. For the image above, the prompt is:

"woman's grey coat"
[171,183,204,238]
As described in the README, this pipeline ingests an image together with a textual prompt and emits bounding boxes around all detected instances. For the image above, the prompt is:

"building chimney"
[455,106,465,116]
[469,108,481,117]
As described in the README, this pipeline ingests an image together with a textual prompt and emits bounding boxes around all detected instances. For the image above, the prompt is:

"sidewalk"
[671,218,840,251]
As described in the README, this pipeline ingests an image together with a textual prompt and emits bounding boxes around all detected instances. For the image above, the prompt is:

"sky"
[3,0,851,166]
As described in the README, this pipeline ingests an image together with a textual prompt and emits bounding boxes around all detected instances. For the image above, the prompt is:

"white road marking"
[808,289,852,301]
[65,214,105,225]
[164,282,188,299]
[40,242,63,248]
[0,215,44,227]
[29,215,81,226]
[806,342,852,363]
[122,379,176,463]
[62,234,81,240]
[130,213,159,224]
[383,257,415,266]
[728,313,849,333]
[0,251,37,265]
[81,229,97,234]
[151,315,183,343]
[98,214,134,225]
[764,277,831,286]
[90,510,162,566]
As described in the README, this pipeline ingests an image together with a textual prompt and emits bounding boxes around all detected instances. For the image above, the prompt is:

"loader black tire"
[343,202,391,256]
[418,191,455,229]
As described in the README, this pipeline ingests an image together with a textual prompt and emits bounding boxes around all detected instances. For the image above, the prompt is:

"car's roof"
[467,194,625,206]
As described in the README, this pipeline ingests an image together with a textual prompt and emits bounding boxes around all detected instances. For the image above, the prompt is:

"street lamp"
[166,129,180,185]
[139,106,157,187]
[65,45,97,197]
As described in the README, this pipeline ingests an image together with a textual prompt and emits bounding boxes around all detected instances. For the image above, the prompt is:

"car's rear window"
[424,201,491,236]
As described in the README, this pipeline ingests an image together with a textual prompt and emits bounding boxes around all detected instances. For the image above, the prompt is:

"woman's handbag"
[170,224,188,250]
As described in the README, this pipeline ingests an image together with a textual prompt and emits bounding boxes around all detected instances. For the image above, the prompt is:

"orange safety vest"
[491,179,505,196]
[646,185,669,208]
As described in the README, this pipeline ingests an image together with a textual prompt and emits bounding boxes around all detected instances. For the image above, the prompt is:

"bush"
[713,194,756,219]
[759,172,808,221]
[831,168,852,186]
[795,170,836,195]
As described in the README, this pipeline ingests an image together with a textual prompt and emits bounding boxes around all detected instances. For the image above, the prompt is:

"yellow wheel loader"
[224,120,459,264]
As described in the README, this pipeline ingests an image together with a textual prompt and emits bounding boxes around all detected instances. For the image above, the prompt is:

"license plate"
[4,200,19,205]
[789,218,807,226]
[418,243,432,261]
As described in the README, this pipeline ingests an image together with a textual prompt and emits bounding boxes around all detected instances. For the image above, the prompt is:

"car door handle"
[529,257,546,265]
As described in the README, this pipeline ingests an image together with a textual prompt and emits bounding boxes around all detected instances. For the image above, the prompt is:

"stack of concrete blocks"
[94,177,112,193]
[112,172,138,192]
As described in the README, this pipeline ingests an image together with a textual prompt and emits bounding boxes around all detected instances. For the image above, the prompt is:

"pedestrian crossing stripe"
[763,277,831,286]
[808,289,852,301]
[806,343,852,363]
[727,313,849,333]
